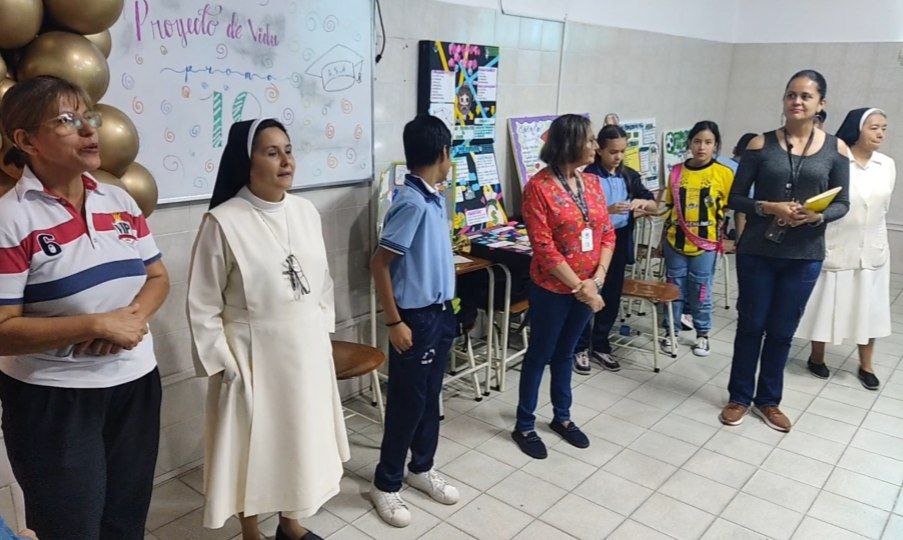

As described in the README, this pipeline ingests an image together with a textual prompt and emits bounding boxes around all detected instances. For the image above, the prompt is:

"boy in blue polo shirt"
[369,115,459,527]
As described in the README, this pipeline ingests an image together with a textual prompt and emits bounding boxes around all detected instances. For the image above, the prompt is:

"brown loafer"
[753,405,791,432]
[718,402,748,426]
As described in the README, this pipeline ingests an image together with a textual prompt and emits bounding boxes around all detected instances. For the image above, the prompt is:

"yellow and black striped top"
[664,160,734,256]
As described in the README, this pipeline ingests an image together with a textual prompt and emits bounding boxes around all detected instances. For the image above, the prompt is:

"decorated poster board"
[621,118,660,190]
[105,0,374,203]
[417,40,504,234]
[375,162,456,236]
[508,113,590,189]
[662,127,692,182]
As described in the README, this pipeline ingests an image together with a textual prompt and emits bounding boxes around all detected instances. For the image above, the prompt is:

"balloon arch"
[0,0,159,216]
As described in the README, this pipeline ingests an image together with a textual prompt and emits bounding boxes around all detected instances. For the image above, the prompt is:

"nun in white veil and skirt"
[187,119,349,540]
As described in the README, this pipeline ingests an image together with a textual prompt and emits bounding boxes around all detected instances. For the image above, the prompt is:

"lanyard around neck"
[782,127,816,199]
[554,167,590,224]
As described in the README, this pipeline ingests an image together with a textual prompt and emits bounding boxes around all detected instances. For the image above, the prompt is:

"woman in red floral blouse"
[513,114,616,459]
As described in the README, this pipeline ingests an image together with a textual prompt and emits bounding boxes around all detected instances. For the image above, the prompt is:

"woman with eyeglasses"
[0,76,170,538]
[187,119,348,540]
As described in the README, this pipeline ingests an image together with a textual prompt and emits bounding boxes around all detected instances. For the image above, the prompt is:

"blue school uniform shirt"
[585,164,629,229]
[379,174,455,309]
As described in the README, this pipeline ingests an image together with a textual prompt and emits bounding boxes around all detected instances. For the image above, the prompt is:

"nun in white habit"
[187,119,349,540]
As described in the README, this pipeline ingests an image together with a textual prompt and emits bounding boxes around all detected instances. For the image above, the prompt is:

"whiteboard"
[105,0,374,203]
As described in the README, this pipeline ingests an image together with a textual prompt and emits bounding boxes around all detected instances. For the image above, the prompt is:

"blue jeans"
[728,254,822,407]
[515,284,593,432]
[663,243,717,336]
[576,225,630,354]
[374,302,456,492]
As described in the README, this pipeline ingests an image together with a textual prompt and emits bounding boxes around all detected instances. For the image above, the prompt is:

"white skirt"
[795,264,892,345]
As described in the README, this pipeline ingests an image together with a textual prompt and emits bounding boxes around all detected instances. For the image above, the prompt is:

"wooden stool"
[332,340,387,424]
[619,279,681,372]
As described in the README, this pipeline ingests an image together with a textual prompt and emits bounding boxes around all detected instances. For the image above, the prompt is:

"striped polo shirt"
[0,167,161,388]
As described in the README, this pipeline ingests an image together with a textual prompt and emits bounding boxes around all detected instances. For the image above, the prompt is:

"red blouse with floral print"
[522,167,616,294]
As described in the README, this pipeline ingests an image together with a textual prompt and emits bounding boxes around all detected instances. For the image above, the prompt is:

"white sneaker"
[660,335,677,355]
[693,336,710,357]
[406,469,460,505]
[369,483,411,527]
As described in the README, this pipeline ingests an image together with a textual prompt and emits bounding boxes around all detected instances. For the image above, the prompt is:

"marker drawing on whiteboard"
[264,84,279,103]
[160,65,277,83]
[304,45,364,92]
[322,15,337,32]
[212,91,223,148]
[162,155,182,172]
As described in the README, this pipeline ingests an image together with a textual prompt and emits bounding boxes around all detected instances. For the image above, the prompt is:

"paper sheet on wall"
[624,146,641,171]
[472,153,500,186]
[465,208,489,226]
[476,84,497,101]
[428,103,455,130]
[430,70,455,103]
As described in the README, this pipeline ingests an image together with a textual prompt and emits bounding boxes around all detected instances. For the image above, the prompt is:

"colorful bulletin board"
[662,127,692,181]
[621,118,660,190]
[105,0,374,203]
[417,40,504,234]
[508,113,590,189]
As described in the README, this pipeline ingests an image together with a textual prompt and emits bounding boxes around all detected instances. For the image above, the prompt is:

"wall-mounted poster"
[662,127,692,182]
[621,118,660,190]
[418,40,499,141]
[508,114,589,189]
[418,40,503,234]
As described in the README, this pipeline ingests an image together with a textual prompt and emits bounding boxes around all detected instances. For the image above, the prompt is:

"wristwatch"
[593,277,605,290]
[754,201,767,217]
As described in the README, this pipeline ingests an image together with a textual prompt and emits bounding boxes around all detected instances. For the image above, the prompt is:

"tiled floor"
[146,268,903,539]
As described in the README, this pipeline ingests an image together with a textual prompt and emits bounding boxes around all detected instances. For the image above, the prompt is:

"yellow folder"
[804,186,842,212]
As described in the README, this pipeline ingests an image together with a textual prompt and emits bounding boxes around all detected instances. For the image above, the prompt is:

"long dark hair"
[688,120,723,155]
[786,69,827,99]
[592,124,628,171]
[209,119,288,209]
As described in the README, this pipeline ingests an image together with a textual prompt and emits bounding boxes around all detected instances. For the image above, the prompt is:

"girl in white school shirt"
[797,108,895,390]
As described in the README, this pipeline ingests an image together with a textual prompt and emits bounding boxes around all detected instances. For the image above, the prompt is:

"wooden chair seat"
[621,279,680,303]
[332,341,386,380]
[509,299,529,314]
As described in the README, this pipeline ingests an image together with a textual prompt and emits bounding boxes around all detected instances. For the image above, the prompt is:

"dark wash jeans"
[728,253,822,407]
[516,283,593,432]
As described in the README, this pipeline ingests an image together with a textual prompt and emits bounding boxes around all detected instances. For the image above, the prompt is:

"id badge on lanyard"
[581,227,593,252]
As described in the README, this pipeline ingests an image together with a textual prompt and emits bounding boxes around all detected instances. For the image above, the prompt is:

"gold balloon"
[0,78,14,101]
[119,162,158,217]
[18,32,110,102]
[0,0,42,49]
[84,30,112,58]
[44,0,123,35]
[0,56,6,82]
[91,169,126,191]
[95,103,139,176]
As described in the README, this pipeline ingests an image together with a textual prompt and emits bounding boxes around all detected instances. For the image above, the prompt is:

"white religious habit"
[187,186,350,528]
[796,151,896,345]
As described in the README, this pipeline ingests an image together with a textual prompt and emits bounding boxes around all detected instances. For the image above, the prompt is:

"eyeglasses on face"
[39,111,103,134]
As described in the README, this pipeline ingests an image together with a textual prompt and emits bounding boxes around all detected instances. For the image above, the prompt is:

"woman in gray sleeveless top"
[721,70,850,432]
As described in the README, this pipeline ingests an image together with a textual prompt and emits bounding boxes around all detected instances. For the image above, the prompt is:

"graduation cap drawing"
[305,44,364,92]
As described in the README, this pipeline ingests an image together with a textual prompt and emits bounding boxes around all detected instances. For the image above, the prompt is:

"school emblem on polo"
[112,213,138,244]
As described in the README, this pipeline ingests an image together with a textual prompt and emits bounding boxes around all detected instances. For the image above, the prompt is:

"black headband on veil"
[208,118,287,209]
[209,120,255,210]
[836,107,885,147]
